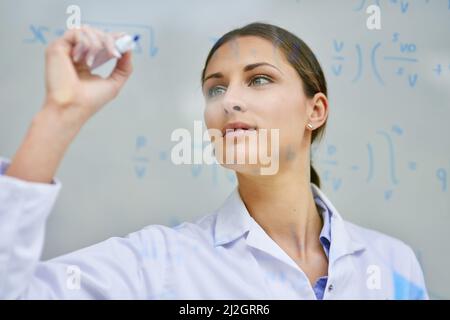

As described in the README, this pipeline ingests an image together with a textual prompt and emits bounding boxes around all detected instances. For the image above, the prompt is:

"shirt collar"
[315,193,331,254]
[310,183,366,262]
[213,183,366,264]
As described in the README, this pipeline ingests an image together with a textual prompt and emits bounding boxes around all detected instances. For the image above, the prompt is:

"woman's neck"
[236,160,324,258]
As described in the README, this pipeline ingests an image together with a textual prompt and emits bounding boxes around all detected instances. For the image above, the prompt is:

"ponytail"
[310,163,321,188]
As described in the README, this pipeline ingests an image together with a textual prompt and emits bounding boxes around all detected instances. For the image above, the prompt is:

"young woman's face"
[202,36,320,175]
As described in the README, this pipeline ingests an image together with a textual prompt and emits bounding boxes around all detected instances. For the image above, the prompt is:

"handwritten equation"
[131,135,237,187]
[130,125,448,202]
[316,124,449,200]
[23,20,158,57]
[353,0,450,14]
[330,33,429,87]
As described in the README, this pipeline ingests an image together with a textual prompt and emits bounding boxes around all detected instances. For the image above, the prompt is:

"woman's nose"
[223,94,247,114]
[224,105,245,114]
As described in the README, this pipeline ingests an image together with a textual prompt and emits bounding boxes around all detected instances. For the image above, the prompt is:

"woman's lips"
[223,128,258,138]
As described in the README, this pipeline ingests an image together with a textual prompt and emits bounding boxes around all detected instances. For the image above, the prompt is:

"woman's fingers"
[72,26,123,68]
[95,29,121,59]
[111,31,127,40]
[64,26,125,61]
[62,25,132,74]
[82,26,103,67]
[72,30,89,63]
[71,27,93,69]
[106,51,133,92]
[104,33,122,58]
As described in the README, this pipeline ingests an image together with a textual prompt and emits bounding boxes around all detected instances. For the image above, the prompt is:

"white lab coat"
[0,157,428,299]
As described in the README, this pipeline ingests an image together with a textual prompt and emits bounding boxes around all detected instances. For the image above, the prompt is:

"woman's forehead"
[206,36,285,71]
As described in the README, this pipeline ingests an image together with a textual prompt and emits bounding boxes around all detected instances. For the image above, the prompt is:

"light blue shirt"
[313,195,332,299]
[0,157,428,299]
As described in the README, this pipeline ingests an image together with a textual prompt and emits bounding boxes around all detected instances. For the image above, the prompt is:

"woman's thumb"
[106,51,133,94]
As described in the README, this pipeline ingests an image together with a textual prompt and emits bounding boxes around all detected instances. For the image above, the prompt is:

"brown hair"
[201,22,327,188]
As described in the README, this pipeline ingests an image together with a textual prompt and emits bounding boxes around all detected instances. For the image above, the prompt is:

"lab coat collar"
[213,187,253,246]
[213,183,366,265]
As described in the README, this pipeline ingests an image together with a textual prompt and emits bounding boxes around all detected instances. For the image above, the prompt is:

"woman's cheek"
[203,105,219,130]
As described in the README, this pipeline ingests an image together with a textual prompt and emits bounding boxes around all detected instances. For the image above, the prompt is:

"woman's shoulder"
[345,220,409,248]
[344,220,428,298]
[314,184,419,263]
[343,220,420,268]
[127,211,218,247]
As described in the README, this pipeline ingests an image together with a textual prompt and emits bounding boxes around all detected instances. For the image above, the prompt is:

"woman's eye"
[207,76,272,98]
[208,86,226,98]
[250,75,273,86]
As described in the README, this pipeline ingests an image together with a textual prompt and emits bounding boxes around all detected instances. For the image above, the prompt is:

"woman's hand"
[44,25,133,126]
[5,26,134,184]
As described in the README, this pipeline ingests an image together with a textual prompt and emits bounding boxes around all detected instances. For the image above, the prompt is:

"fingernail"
[86,54,94,67]
[113,49,122,58]
[73,44,83,62]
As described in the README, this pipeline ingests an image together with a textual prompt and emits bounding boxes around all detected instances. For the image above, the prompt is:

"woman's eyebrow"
[243,62,283,74]
[202,62,283,87]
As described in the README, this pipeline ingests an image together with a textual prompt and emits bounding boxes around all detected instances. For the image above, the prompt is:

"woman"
[0,22,428,299]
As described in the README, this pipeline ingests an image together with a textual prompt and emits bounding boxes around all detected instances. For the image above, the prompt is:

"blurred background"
[0,0,449,299]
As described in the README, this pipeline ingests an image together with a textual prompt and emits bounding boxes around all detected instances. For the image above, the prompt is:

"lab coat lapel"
[213,184,366,272]
[213,187,300,270]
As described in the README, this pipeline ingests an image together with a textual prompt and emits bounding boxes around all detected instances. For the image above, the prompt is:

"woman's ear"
[308,93,328,128]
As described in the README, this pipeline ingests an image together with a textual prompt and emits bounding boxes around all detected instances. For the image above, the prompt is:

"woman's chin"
[214,145,279,175]
[219,162,262,176]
